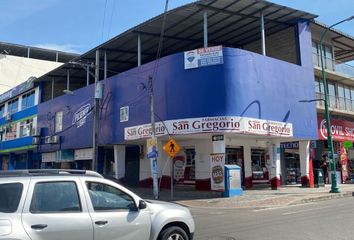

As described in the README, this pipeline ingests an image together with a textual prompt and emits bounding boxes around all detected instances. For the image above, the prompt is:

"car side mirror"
[138,200,147,210]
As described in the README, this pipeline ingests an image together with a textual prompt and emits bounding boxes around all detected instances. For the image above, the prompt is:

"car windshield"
[0,183,23,213]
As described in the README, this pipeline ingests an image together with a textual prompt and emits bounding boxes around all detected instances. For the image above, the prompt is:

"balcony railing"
[316,92,354,112]
[313,53,354,78]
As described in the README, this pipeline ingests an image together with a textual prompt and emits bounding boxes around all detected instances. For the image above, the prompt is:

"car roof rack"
[0,169,103,178]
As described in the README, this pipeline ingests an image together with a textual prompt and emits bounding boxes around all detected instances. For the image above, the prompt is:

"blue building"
[0,43,77,170]
[30,0,354,190]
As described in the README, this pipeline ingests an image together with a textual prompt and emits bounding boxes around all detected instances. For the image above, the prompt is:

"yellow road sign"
[163,138,180,158]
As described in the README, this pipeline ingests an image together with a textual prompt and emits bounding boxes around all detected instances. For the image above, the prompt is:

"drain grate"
[206,237,236,240]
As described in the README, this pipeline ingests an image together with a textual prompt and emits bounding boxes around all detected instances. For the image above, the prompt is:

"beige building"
[0,42,78,94]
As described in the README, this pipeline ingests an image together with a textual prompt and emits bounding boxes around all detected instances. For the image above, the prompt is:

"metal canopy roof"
[36,0,318,84]
[312,21,354,62]
[0,41,78,63]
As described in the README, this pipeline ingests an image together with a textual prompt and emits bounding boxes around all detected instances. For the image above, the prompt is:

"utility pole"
[92,50,100,172]
[148,76,159,199]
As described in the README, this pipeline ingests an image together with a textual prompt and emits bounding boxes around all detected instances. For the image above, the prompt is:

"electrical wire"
[101,0,108,43]
[107,0,116,39]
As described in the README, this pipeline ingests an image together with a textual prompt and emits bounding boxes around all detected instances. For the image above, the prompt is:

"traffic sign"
[146,137,158,159]
[163,138,181,158]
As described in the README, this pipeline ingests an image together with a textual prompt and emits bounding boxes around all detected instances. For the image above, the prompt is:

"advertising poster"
[184,45,223,69]
[340,143,349,182]
[210,153,225,191]
[173,152,187,184]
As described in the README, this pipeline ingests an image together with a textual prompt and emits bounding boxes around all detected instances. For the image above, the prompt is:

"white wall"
[0,54,62,94]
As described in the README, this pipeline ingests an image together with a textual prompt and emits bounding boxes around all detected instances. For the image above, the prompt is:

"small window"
[19,119,33,137]
[86,182,136,211]
[55,112,63,132]
[8,98,18,114]
[30,181,81,213]
[0,183,23,213]
[22,91,35,110]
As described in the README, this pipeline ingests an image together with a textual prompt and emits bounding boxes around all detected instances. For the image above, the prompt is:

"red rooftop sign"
[318,117,354,141]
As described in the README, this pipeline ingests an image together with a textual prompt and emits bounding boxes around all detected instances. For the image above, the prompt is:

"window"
[55,111,63,132]
[5,123,17,140]
[0,105,4,118]
[312,42,319,66]
[22,91,35,110]
[8,98,18,114]
[328,82,336,108]
[86,182,136,211]
[30,181,81,213]
[324,46,334,71]
[0,183,23,213]
[19,119,33,137]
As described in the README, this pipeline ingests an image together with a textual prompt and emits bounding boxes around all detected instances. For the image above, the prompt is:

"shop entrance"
[1,155,9,170]
[225,147,244,185]
[125,146,140,187]
[183,148,196,185]
[283,151,300,184]
[251,149,269,184]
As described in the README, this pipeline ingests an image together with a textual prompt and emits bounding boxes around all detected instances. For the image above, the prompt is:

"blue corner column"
[296,19,314,68]
[0,155,2,170]
[9,153,16,170]
[97,147,105,174]
[27,150,33,169]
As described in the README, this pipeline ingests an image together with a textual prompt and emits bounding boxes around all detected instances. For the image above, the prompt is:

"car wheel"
[159,226,189,240]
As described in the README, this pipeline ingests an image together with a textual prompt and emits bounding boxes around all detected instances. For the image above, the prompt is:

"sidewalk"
[130,184,354,209]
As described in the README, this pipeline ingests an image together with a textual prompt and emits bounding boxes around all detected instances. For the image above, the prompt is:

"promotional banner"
[125,116,293,140]
[210,153,225,191]
[184,45,223,69]
[318,117,354,141]
[173,154,186,184]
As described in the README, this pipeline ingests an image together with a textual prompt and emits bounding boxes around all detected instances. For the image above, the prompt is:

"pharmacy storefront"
[125,116,294,190]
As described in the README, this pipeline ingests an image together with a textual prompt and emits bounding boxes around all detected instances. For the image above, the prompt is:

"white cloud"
[33,43,82,54]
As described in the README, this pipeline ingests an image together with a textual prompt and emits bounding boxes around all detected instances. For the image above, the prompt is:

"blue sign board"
[0,77,35,103]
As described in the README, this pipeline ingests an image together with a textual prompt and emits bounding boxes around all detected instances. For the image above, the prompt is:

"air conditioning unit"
[44,136,51,144]
[5,113,11,121]
[32,136,40,145]
[50,135,60,144]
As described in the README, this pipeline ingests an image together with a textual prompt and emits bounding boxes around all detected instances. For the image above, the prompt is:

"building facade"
[0,43,77,170]
[4,0,353,191]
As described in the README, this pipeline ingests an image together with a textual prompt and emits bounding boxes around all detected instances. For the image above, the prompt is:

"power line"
[107,0,117,39]
[101,0,108,43]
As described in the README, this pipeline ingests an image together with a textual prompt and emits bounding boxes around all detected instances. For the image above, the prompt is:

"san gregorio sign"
[318,117,354,141]
[124,116,293,140]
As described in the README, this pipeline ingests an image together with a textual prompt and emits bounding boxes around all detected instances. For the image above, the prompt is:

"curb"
[288,191,353,205]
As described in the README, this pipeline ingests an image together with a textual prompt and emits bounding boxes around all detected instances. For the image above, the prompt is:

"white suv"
[0,169,194,240]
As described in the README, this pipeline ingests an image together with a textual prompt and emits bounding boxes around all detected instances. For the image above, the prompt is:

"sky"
[0,0,353,54]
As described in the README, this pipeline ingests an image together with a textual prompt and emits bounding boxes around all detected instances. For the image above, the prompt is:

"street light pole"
[319,16,354,193]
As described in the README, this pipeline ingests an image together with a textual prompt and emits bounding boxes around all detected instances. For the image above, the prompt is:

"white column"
[243,144,252,188]
[114,145,125,180]
[203,12,208,48]
[299,140,310,187]
[195,140,213,190]
[269,141,281,189]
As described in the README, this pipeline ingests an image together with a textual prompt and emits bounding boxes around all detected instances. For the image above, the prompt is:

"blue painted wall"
[37,21,317,150]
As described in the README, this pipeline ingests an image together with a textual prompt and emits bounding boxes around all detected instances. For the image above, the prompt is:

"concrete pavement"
[130,184,354,209]
[190,197,354,240]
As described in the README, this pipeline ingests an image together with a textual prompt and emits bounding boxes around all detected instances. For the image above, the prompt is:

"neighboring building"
[0,43,78,170]
[0,42,78,94]
[34,0,322,191]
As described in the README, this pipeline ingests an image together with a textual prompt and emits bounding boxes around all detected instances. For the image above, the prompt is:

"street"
[190,197,354,240]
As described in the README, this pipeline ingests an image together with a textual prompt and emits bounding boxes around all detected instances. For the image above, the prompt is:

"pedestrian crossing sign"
[163,138,180,158]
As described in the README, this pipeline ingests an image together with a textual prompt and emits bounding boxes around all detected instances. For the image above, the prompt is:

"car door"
[21,178,93,240]
[83,179,151,240]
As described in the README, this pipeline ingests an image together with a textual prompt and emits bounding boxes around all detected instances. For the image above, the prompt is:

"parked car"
[0,169,195,240]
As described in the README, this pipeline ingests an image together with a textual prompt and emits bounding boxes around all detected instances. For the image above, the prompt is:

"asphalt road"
[190,197,354,240]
